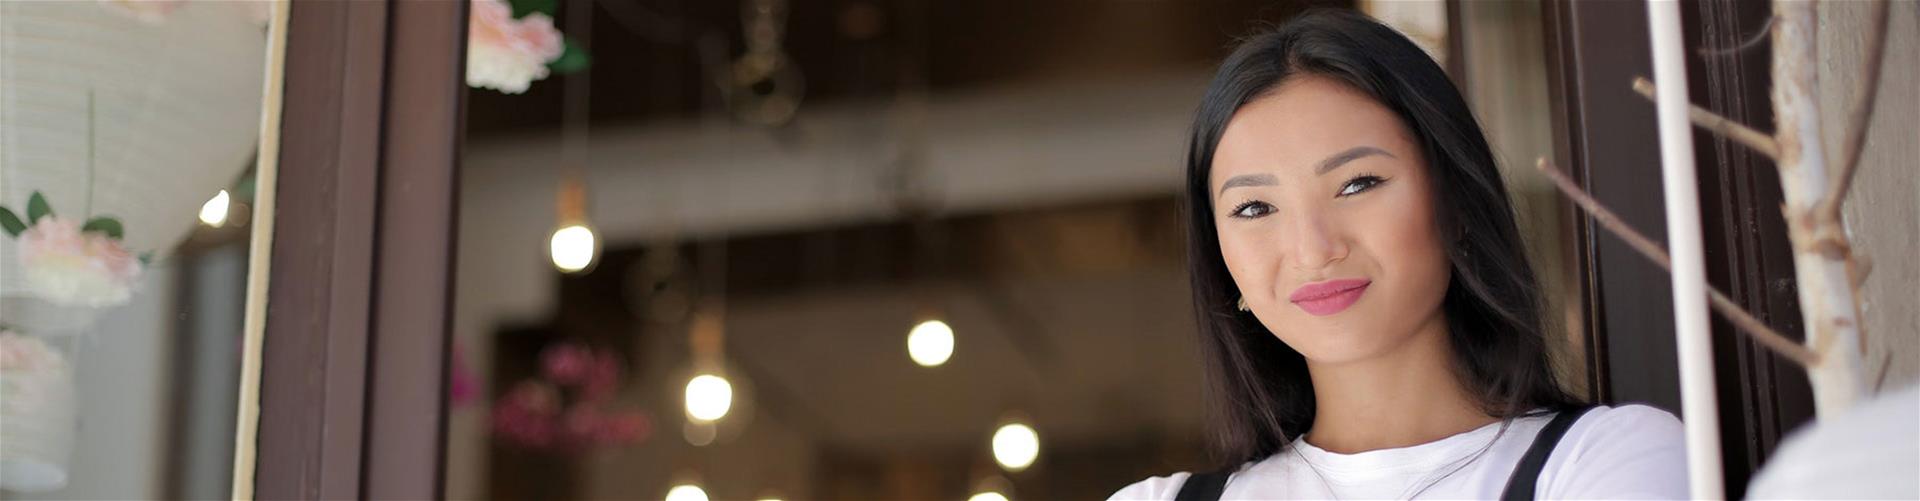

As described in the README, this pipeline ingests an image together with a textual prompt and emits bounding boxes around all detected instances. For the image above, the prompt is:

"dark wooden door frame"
[1543,0,1678,410]
[255,1,467,499]
[1542,0,1814,496]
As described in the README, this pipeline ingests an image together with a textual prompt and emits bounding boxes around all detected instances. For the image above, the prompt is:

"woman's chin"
[1274,313,1422,366]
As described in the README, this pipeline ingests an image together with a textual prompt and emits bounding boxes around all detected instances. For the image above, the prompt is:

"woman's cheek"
[1376,187,1449,307]
[1219,227,1274,300]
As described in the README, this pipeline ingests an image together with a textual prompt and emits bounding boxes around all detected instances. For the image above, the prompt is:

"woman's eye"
[1229,201,1274,219]
[1338,175,1386,197]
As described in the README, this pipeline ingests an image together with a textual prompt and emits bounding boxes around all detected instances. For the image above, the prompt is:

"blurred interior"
[444,0,1570,499]
[0,0,1567,499]
[2,0,1914,499]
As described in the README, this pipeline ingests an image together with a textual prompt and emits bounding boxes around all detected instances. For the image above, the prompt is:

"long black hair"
[1184,9,1577,467]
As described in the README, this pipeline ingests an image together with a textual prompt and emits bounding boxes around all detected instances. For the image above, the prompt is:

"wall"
[1820,0,1920,392]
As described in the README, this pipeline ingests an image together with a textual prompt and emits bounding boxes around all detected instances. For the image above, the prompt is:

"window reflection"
[0,1,273,498]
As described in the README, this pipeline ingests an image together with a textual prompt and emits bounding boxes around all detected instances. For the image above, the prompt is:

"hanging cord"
[86,90,95,217]
[563,0,592,177]
[557,0,595,225]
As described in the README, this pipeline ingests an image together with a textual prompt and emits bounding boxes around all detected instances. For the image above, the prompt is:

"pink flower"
[18,216,144,308]
[98,0,185,24]
[467,0,564,94]
[540,343,594,385]
[491,345,649,452]
[579,353,621,402]
[563,406,603,439]
[597,412,651,444]
[492,381,561,448]
[449,340,479,408]
[0,331,70,411]
[0,331,65,372]
[503,381,560,413]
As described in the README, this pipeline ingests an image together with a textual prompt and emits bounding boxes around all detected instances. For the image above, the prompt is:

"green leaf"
[0,207,25,237]
[82,216,124,240]
[508,0,557,18]
[234,173,257,200]
[139,251,154,266]
[26,191,51,224]
[548,38,591,74]
[548,39,591,74]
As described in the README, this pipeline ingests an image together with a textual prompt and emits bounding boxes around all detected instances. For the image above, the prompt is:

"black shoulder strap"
[1174,470,1231,501]
[1499,406,1596,501]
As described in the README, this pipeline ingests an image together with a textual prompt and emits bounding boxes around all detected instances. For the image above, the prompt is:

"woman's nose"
[1282,213,1348,272]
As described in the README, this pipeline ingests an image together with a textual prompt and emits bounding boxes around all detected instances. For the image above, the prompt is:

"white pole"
[1645,1,1724,499]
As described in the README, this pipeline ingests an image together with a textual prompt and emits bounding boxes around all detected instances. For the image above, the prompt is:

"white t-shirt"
[1109,405,1687,500]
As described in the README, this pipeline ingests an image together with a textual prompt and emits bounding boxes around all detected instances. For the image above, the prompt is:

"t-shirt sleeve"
[1107,471,1191,501]
[1537,404,1691,499]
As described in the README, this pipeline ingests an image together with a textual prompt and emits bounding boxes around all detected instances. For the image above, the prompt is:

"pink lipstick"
[1289,278,1371,316]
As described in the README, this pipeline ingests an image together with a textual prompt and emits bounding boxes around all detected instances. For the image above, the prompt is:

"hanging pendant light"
[907,317,953,367]
[548,0,597,274]
[677,261,754,447]
[549,177,598,273]
[992,419,1040,472]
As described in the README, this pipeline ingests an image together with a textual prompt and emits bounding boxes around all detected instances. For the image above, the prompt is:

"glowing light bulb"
[992,423,1039,472]
[968,492,1009,501]
[199,190,230,227]
[907,319,954,367]
[665,484,709,501]
[549,224,596,272]
[685,374,733,422]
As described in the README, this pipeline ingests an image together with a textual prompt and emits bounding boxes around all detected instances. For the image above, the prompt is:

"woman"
[1111,10,1687,500]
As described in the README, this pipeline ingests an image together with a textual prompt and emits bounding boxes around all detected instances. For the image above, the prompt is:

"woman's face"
[1210,75,1452,365]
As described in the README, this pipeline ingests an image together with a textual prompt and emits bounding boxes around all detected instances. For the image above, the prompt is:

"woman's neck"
[1301,313,1497,454]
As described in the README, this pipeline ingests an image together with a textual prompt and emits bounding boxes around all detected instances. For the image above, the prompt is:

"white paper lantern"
[0,331,77,492]
[0,1,267,332]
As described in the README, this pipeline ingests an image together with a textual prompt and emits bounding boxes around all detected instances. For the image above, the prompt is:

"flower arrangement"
[490,342,650,452]
[0,328,78,492]
[0,330,69,403]
[0,192,148,308]
[467,0,565,94]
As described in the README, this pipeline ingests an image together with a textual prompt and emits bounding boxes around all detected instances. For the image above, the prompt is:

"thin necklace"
[1293,430,1497,501]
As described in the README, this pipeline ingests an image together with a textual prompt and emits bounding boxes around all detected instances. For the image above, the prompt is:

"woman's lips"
[1289,278,1371,316]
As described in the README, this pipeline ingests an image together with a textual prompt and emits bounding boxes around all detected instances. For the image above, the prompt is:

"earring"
[1237,296,1251,312]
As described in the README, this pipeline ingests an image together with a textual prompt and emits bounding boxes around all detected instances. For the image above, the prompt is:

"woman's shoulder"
[1538,403,1689,497]
[1562,403,1685,450]
[1106,471,1193,501]
[1110,459,1265,500]
[1568,403,1683,435]
[1105,470,1190,495]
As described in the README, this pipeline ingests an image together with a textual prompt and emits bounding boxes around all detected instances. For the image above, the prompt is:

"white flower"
[17,217,143,308]
[467,0,565,94]
[0,331,65,373]
[0,330,69,409]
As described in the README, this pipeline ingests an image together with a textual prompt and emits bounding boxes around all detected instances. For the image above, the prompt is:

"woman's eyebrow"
[1215,146,1395,201]
[1315,145,1395,175]
[1216,173,1278,201]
